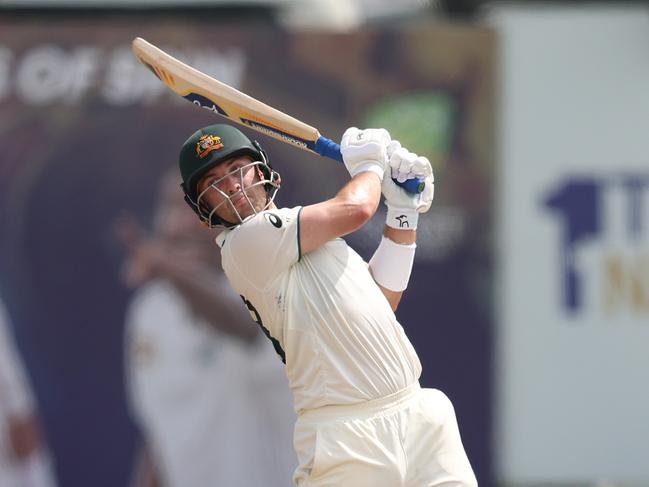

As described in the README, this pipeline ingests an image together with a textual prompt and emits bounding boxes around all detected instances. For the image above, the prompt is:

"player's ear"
[255,164,267,180]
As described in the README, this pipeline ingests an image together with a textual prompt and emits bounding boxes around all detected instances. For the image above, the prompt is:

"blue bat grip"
[314,136,424,194]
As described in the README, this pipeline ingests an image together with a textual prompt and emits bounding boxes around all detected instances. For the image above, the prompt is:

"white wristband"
[369,236,416,292]
[350,161,384,180]
[386,205,418,230]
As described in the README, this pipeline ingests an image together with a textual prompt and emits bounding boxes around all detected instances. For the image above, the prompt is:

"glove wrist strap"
[385,204,419,230]
[349,162,384,180]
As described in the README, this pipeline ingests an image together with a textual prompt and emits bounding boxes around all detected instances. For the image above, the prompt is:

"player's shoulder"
[217,206,301,248]
[252,206,301,230]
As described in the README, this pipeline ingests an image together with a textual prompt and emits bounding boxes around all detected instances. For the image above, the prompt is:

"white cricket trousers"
[292,383,477,487]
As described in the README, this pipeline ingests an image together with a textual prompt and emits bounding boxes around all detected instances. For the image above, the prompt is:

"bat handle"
[314,136,425,194]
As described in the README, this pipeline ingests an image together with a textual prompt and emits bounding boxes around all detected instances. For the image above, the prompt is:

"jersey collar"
[215,229,229,248]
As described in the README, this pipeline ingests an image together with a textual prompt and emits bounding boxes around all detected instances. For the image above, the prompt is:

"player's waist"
[297,382,420,423]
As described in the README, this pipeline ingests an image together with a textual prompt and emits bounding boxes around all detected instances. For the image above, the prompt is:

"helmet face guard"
[195,159,280,228]
[178,123,281,227]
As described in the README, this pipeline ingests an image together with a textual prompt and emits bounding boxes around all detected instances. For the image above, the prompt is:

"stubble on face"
[197,159,267,224]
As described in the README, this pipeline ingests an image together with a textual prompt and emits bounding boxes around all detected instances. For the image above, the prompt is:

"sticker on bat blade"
[139,60,156,77]
[239,118,311,150]
[184,93,229,117]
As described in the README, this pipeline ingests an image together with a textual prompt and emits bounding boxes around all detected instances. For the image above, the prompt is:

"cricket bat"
[131,37,423,194]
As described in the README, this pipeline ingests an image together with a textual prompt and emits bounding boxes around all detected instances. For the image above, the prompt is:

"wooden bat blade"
[131,37,424,194]
[131,37,324,154]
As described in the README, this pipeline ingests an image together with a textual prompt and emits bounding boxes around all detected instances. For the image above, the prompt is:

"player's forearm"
[384,226,416,245]
[335,125,387,230]
[372,227,416,311]
[299,172,382,255]
[372,139,434,311]
[335,171,382,226]
[369,225,418,311]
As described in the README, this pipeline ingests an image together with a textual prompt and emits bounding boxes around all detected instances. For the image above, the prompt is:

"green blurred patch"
[362,92,455,171]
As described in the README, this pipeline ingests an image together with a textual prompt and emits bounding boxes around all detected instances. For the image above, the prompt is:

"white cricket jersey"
[216,206,422,413]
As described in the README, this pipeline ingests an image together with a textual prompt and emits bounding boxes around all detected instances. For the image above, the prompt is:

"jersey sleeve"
[223,206,302,289]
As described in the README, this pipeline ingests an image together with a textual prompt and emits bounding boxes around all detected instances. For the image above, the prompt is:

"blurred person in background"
[0,298,58,487]
[117,170,296,487]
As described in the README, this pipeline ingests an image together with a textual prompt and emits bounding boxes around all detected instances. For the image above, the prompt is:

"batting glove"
[382,140,435,230]
[340,127,391,180]
[386,140,433,182]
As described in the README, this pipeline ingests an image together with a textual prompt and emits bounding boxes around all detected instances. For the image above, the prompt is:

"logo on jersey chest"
[264,212,282,228]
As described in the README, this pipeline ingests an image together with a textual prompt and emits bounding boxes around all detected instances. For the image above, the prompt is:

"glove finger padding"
[411,156,433,178]
[391,148,419,183]
[387,146,433,183]
[386,139,402,158]
[340,127,391,180]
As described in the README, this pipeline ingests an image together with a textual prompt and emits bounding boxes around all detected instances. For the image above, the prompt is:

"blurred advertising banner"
[0,19,495,487]
[490,6,649,486]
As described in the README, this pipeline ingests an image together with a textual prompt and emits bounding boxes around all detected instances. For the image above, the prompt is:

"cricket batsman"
[177,123,477,486]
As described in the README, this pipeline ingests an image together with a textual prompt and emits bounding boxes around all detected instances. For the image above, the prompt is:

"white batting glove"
[340,127,391,180]
[382,141,435,230]
[386,140,433,182]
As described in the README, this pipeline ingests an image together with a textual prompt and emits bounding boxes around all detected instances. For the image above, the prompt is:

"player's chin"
[225,195,264,223]
[224,206,253,224]
[240,193,266,213]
